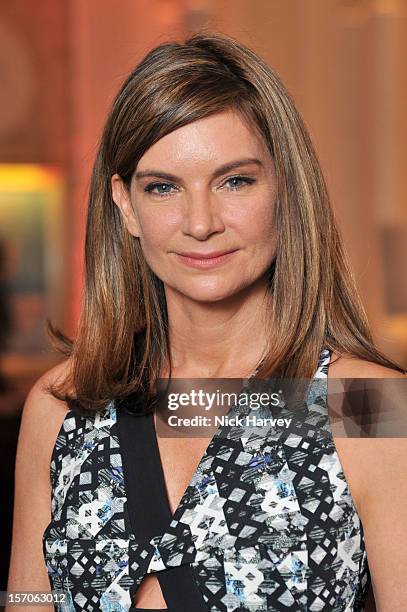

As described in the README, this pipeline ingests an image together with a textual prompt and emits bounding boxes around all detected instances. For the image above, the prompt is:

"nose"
[181,190,225,240]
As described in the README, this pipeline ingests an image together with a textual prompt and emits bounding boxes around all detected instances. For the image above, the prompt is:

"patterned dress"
[42,347,371,611]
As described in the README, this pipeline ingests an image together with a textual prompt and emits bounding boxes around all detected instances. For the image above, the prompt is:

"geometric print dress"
[42,347,371,611]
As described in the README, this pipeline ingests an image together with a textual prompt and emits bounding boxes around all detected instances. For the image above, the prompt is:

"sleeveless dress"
[42,347,371,611]
[117,405,209,611]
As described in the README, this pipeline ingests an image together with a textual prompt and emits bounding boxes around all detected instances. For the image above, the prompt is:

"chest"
[43,399,369,612]
[151,429,366,534]
[155,434,214,515]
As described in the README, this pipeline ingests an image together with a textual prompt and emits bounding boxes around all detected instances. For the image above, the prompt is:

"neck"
[162,277,271,378]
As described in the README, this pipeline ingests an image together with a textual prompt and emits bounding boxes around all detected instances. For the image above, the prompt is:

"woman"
[7,31,407,612]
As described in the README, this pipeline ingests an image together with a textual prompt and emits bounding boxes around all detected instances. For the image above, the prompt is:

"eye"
[222,175,256,191]
[143,175,256,197]
[144,182,177,197]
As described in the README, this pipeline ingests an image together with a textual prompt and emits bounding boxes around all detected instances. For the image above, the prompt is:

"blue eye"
[144,182,176,196]
[223,175,256,190]
[143,175,255,197]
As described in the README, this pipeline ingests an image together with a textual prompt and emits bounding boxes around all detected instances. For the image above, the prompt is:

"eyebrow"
[134,157,263,182]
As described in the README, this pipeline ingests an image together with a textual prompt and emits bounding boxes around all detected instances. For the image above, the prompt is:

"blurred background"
[0,0,406,597]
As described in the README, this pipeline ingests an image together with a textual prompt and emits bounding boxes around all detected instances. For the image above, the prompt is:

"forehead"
[136,109,270,171]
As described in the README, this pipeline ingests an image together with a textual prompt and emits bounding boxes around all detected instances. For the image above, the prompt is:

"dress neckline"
[116,347,331,554]
[117,372,258,534]
[116,396,213,610]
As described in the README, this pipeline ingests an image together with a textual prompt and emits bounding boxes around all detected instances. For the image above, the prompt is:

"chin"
[180,281,247,303]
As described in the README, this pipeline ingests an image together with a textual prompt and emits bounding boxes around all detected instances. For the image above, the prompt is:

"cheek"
[137,207,178,249]
[235,202,276,274]
[249,212,274,240]
[227,198,275,244]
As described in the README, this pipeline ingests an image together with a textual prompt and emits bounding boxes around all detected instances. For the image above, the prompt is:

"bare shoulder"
[327,353,407,607]
[328,350,406,379]
[24,357,72,419]
[20,358,73,473]
[7,358,74,600]
[326,351,407,518]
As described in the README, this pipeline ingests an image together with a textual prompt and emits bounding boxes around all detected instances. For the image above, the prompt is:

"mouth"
[173,249,239,269]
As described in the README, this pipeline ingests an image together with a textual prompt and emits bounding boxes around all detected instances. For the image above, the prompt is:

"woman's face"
[111,109,277,303]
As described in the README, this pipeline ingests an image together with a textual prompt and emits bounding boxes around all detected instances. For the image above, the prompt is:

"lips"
[173,249,239,268]
[175,249,238,259]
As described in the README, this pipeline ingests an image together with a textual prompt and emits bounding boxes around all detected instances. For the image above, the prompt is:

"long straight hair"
[46,31,406,414]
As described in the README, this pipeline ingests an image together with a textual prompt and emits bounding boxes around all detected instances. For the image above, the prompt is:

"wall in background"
[0,0,405,366]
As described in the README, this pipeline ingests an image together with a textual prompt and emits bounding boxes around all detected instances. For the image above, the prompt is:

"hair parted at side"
[45,29,406,414]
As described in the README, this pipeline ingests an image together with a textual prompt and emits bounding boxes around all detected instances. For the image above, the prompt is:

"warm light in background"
[0,164,65,359]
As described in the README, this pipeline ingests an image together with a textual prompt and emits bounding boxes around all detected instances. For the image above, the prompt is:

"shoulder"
[18,358,73,476]
[325,350,406,514]
[326,353,407,605]
[328,351,406,379]
[24,357,73,421]
[7,359,74,597]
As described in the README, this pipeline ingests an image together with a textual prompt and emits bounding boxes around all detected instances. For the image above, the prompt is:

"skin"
[112,109,281,607]
[327,357,407,612]
[111,109,407,610]
[6,110,406,611]
[111,109,277,379]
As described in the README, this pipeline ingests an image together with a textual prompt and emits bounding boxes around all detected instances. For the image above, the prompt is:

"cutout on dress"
[132,573,168,610]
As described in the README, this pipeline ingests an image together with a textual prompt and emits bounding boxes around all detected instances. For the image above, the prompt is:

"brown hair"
[46,30,406,414]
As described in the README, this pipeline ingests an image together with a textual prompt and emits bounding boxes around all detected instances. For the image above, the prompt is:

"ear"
[111,173,141,237]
